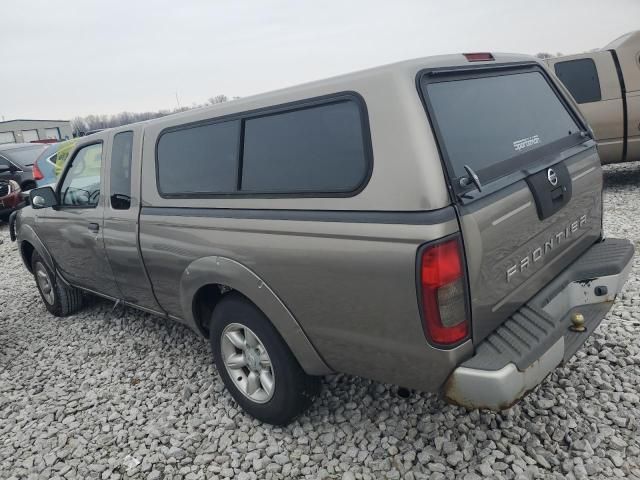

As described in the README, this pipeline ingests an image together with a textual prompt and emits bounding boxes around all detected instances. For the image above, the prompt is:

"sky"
[1,0,639,120]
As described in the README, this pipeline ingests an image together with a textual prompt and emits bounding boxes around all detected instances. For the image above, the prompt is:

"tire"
[31,251,83,317]
[209,293,320,425]
[21,181,36,192]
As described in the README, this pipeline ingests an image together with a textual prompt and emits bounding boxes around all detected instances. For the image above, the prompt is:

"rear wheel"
[31,251,83,316]
[209,293,320,425]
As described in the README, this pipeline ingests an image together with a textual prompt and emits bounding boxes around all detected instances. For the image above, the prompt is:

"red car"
[0,180,22,221]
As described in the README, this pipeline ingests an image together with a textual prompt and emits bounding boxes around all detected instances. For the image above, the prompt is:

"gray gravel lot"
[1,163,640,480]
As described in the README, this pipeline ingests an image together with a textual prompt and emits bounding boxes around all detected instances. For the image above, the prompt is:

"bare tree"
[71,94,232,136]
[535,52,565,59]
[207,94,229,105]
[70,116,88,136]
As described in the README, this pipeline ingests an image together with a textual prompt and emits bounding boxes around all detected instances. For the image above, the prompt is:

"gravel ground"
[1,163,640,480]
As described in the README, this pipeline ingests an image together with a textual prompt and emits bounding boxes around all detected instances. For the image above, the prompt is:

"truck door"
[102,128,164,313]
[605,30,640,163]
[548,51,624,164]
[36,141,121,297]
[625,86,640,162]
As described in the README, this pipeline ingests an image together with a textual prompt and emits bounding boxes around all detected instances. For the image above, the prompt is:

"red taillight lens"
[463,52,494,62]
[419,237,469,346]
[32,162,44,181]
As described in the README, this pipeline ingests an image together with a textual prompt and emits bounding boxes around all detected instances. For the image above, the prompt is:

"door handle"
[88,222,100,233]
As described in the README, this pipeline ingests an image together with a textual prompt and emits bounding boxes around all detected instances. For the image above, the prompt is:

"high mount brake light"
[463,52,495,62]
[418,236,469,346]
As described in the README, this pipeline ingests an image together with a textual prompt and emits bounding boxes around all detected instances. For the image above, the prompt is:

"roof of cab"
[604,31,640,93]
[605,30,640,50]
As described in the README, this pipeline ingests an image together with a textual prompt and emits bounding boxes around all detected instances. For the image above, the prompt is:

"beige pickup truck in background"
[546,31,640,164]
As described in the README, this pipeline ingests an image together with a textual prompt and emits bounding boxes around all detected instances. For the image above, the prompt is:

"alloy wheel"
[35,262,55,305]
[220,322,275,403]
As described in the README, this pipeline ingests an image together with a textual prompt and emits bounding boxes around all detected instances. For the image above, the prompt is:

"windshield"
[3,144,49,167]
[422,68,582,184]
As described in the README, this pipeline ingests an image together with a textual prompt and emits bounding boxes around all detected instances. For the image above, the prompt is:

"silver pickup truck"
[11,52,634,425]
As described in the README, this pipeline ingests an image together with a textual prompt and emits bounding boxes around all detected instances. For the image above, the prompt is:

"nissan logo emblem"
[547,168,558,186]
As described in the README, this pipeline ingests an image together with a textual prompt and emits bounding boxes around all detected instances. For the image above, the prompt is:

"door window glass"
[59,143,102,207]
[110,131,133,209]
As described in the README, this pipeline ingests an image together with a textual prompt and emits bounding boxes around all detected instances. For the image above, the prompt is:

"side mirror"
[0,165,11,174]
[30,186,58,209]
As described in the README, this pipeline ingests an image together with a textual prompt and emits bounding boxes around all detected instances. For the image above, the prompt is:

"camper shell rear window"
[418,64,586,194]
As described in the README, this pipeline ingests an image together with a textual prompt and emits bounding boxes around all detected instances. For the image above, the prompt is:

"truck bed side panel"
[138,212,472,390]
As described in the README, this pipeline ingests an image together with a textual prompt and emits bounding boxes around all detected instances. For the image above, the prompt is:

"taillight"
[463,52,494,62]
[32,162,44,181]
[418,236,469,346]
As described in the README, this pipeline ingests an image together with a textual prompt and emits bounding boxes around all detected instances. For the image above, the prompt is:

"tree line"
[535,52,564,59]
[70,95,232,136]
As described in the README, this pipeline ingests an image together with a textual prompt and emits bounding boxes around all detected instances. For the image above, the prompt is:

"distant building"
[0,119,73,145]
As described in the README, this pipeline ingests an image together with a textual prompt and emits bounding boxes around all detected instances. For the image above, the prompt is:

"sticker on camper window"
[513,135,540,152]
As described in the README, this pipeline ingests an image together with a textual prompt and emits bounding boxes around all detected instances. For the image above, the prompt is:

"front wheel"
[209,293,320,425]
[31,251,83,316]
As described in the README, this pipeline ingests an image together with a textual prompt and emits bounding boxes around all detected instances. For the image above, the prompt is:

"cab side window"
[59,143,103,207]
[554,59,602,104]
[110,131,133,210]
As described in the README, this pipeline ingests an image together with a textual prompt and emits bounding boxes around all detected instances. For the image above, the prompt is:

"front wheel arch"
[16,224,56,275]
[31,250,83,316]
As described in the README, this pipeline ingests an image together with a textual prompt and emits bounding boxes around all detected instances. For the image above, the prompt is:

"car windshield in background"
[423,69,582,184]
[3,145,48,167]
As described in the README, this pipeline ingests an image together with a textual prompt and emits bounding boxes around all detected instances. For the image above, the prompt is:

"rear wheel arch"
[180,256,332,376]
[191,283,226,335]
[191,283,287,341]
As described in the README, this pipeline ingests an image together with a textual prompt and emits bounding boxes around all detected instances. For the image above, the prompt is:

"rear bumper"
[444,238,634,410]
